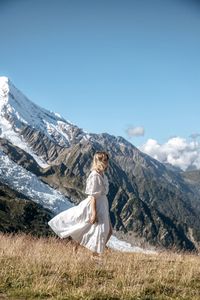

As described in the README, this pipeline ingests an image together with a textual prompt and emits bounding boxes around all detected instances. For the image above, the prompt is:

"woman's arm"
[89,196,98,224]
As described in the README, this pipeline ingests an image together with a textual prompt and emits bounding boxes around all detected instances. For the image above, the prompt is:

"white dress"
[48,170,111,254]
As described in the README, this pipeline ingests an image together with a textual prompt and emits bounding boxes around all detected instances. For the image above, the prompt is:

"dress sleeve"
[85,173,102,197]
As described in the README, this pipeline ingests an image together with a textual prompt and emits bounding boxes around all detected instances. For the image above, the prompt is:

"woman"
[48,151,113,260]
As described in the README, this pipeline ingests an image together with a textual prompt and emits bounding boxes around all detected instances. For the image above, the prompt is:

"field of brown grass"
[0,232,200,300]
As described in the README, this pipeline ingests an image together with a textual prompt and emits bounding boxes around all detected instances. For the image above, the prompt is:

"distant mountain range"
[0,76,200,251]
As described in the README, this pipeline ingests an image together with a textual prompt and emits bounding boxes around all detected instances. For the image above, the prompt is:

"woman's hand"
[90,212,98,224]
[89,196,98,224]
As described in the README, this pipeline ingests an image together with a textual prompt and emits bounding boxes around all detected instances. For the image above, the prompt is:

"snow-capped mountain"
[0,76,90,166]
[1,76,200,252]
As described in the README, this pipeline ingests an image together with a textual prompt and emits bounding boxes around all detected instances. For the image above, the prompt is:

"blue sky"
[0,0,200,167]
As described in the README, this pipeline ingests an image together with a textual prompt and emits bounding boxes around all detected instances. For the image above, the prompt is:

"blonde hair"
[91,151,109,173]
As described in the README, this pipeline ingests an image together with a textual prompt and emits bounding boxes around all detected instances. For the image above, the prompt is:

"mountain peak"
[0,76,9,85]
[0,77,90,166]
[0,76,10,103]
[0,76,63,124]
[0,76,19,101]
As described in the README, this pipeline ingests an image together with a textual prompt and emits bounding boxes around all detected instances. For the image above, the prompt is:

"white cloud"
[139,136,200,171]
[126,126,145,137]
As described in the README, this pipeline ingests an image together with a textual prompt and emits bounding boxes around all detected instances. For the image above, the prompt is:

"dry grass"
[0,233,200,300]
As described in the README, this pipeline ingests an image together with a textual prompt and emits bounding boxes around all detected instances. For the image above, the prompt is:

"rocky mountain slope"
[0,76,200,251]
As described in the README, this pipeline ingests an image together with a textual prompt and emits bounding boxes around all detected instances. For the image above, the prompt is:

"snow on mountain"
[0,76,90,167]
[0,115,49,168]
[108,235,157,254]
[0,150,73,213]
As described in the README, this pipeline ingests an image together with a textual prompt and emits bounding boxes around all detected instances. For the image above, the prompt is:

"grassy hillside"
[0,233,200,300]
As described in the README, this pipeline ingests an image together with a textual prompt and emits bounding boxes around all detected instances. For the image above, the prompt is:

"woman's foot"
[90,252,103,263]
[72,241,79,254]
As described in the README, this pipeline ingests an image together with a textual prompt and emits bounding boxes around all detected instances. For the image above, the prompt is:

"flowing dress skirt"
[48,195,111,254]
